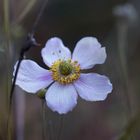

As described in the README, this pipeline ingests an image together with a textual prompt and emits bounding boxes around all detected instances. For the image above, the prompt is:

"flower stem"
[57,116,64,140]
[118,112,140,140]
[116,12,134,140]
[42,100,56,140]
[14,0,37,24]
[42,100,48,140]
[3,0,13,139]
[117,21,132,117]
[3,0,11,96]
[14,90,25,140]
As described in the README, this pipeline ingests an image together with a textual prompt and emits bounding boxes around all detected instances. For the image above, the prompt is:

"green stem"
[3,0,11,97]
[14,0,37,24]
[3,0,12,139]
[117,21,132,119]
[118,112,140,140]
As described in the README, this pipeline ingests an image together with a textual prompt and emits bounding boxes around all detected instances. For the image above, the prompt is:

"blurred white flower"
[113,3,138,22]
[14,37,112,114]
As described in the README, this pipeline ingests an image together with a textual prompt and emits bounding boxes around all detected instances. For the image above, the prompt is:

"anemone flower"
[14,37,113,114]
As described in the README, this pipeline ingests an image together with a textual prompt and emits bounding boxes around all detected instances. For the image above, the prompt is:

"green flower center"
[59,61,73,76]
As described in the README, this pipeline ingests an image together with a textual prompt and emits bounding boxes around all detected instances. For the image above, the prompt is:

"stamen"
[50,59,80,84]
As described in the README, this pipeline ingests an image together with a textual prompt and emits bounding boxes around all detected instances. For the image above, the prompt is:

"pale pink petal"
[74,73,112,101]
[14,60,53,93]
[72,37,106,69]
[45,82,78,114]
[41,37,71,67]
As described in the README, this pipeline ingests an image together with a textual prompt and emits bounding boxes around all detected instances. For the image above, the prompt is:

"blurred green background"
[0,0,140,140]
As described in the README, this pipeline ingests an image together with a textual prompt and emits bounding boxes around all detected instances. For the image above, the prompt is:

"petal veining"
[14,60,53,93]
[72,37,106,69]
[45,82,78,114]
[41,37,71,67]
[74,73,112,101]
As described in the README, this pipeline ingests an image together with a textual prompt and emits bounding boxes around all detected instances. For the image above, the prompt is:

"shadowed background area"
[0,0,140,140]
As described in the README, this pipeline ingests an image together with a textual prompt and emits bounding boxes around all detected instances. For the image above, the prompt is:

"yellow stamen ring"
[50,59,80,84]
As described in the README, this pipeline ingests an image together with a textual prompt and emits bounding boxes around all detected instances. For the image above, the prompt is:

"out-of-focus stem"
[42,100,54,140]
[114,4,138,140]
[15,0,37,24]
[3,0,12,139]
[42,100,48,140]
[118,112,140,140]
[14,89,25,140]
[3,0,11,99]
[114,3,138,120]
[117,21,132,118]
[57,116,64,140]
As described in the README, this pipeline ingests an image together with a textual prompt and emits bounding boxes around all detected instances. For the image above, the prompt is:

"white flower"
[14,37,113,114]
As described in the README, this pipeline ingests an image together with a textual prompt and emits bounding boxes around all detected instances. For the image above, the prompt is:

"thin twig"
[10,0,49,100]
[31,0,49,35]
[10,34,39,105]
[8,0,48,139]
[15,0,37,24]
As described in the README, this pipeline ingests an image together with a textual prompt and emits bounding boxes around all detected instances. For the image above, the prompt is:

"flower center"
[59,61,73,75]
[50,59,80,84]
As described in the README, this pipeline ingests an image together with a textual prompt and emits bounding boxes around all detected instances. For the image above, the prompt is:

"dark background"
[0,0,140,140]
